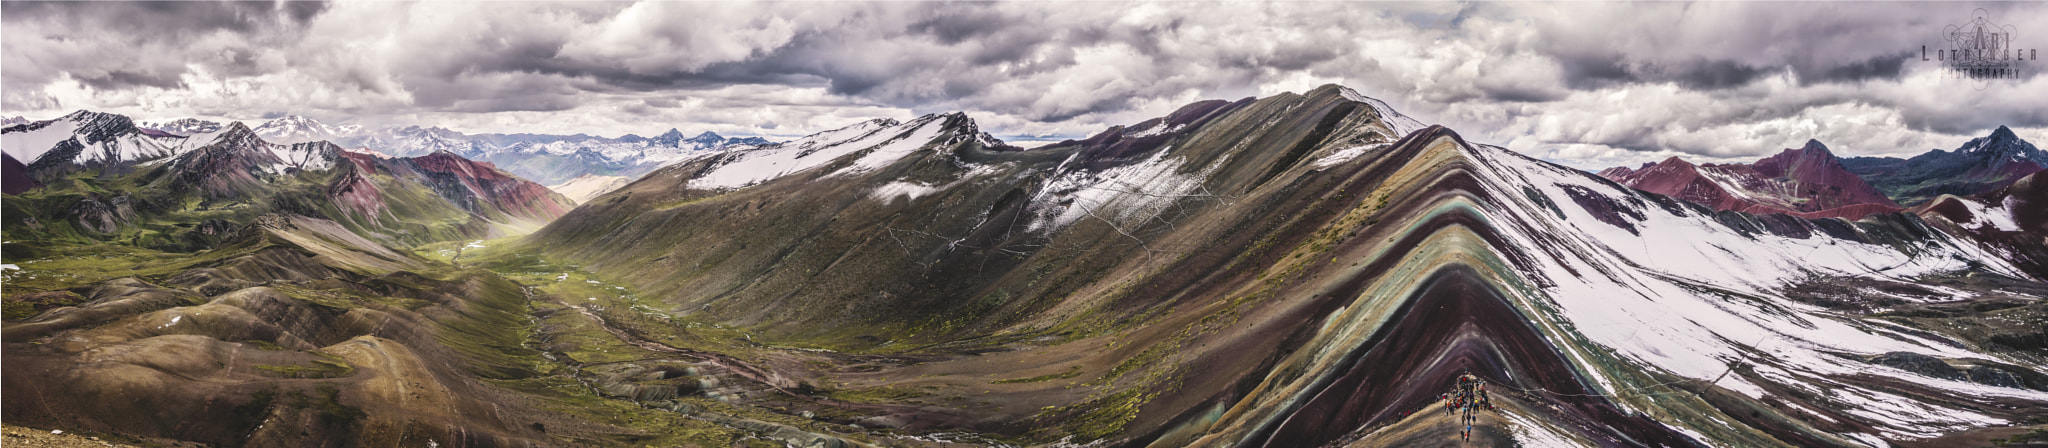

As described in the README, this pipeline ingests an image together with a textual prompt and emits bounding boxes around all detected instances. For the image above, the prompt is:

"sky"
[3,1,2045,169]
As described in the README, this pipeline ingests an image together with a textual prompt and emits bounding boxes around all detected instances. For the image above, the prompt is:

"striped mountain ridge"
[519,85,2047,446]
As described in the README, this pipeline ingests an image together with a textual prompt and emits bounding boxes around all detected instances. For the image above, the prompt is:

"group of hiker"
[1439,372,1495,442]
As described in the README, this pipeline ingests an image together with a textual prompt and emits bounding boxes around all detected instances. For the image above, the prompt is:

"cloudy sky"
[4,1,2045,168]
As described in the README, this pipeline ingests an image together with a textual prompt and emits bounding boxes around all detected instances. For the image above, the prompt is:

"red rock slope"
[1598,140,1901,219]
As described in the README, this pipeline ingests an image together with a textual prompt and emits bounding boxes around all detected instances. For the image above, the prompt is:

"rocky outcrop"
[65,193,136,234]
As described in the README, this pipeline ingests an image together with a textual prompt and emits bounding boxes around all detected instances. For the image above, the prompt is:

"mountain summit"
[252,114,359,144]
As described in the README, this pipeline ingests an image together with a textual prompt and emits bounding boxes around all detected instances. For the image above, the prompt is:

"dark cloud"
[5,1,2046,167]
[4,1,328,34]
[1798,52,1910,85]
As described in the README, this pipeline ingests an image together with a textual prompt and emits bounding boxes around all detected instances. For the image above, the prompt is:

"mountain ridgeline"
[3,85,2046,447]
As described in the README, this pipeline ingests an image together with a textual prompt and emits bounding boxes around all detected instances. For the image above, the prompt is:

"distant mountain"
[1,116,25,127]
[251,115,360,144]
[339,125,478,157]
[1597,139,1900,219]
[3,110,570,250]
[17,111,776,186]
[137,118,224,136]
[333,126,772,185]
[1843,125,2047,206]
[456,129,771,185]
[146,122,338,199]
[388,150,573,223]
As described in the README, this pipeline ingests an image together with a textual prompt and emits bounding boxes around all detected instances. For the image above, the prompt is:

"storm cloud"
[4,1,2045,168]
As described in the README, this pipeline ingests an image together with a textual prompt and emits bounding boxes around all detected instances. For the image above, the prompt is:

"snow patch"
[1311,143,1387,168]
[1337,86,1427,137]
[834,116,948,176]
[871,181,944,202]
[1,118,80,162]
[1960,196,2022,232]
[1028,146,1215,232]
[1453,140,2047,437]
[1503,411,1584,448]
[686,118,913,190]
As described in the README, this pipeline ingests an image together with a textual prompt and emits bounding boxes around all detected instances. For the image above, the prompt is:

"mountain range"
[4,86,2046,448]
[135,115,775,186]
[1844,125,2048,206]
[3,110,572,252]
[1597,139,1903,219]
[1598,127,2045,221]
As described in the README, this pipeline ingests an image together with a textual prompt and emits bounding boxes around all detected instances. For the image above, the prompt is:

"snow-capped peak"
[253,114,355,144]
[139,118,224,136]
[1953,125,2047,165]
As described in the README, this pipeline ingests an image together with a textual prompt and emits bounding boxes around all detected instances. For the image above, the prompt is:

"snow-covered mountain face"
[529,84,2048,447]
[0,110,194,176]
[137,118,224,136]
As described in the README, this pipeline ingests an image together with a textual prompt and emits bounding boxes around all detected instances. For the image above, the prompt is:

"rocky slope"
[1598,140,1902,219]
[1844,125,2048,206]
